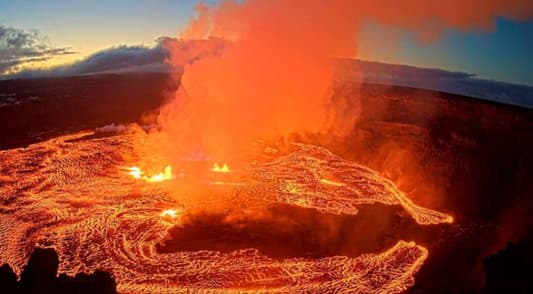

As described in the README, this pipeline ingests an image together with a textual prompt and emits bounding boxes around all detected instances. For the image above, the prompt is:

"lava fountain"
[127,165,174,182]
[212,163,230,173]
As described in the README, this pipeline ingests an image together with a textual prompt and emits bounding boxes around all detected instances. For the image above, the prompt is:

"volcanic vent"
[0,130,451,293]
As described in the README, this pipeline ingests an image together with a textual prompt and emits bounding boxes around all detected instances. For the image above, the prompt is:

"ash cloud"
[0,26,75,74]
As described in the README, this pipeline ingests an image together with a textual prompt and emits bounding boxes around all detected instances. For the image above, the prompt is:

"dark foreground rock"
[483,231,533,294]
[1,248,117,294]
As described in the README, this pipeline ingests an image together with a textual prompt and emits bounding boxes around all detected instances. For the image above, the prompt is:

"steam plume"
[159,0,533,160]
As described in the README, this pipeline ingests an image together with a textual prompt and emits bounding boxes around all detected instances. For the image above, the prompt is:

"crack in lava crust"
[0,132,449,293]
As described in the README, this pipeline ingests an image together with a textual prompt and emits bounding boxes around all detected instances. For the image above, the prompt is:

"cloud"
[0,26,75,73]
[12,45,167,78]
[6,37,224,79]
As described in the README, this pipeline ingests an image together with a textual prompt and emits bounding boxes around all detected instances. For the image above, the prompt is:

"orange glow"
[212,163,230,173]
[210,181,246,186]
[283,180,299,194]
[128,166,143,179]
[127,165,174,182]
[254,143,453,225]
[160,209,179,219]
[159,0,533,163]
[0,132,452,292]
[320,178,345,187]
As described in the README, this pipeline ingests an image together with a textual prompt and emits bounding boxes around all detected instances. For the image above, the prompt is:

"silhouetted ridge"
[483,231,533,294]
[0,248,117,294]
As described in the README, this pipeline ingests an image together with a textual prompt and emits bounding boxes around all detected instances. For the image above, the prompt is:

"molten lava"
[320,178,345,187]
[160,209,184,225]
[212,162,230,173]
[160,209,179,218]
[128,165,174,182]
[128,166,144,179]
[0,132,452,293]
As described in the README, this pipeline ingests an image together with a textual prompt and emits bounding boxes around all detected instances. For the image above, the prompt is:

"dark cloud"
[6,37,224,79]
[0,26,75,73]
[11,45,168,78]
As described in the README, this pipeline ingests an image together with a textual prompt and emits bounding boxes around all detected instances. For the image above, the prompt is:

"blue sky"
[0,0,199,51]
[398,19,533,86]
[1,0,532,86]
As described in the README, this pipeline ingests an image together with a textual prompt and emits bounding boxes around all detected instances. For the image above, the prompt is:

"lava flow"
[0,131,451,293]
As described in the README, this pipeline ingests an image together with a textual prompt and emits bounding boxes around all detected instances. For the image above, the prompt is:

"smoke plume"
[158,0,533,161]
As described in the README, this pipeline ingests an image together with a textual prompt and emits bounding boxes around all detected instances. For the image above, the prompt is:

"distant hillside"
[337,59,533,108]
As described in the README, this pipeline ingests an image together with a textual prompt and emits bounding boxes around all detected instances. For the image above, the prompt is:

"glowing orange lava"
[0,132,452,293]
[128,166,143,179]
[160,209,184,225]
[320,178,345,187]
[128,165,174,182]
[212,162,230,173]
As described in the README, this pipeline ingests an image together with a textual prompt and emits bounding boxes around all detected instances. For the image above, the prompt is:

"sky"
[0,0,532,86]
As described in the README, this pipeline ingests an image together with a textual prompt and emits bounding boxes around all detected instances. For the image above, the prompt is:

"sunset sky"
[1,0,532,85]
